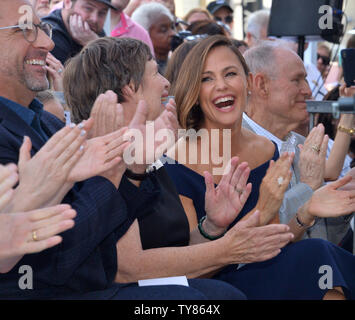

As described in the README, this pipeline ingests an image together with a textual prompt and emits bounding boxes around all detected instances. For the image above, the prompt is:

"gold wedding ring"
[32,230,38,241]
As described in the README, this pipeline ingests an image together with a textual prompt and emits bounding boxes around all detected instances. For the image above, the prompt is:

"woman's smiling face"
[198,45,250,129]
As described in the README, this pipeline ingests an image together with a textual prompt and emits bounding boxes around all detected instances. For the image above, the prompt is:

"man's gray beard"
[24,74,50,92]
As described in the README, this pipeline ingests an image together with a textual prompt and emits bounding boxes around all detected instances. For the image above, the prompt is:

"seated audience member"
[245,9,327,101]
[187,20,227,37]
[42,0,117,64]
[30,0,52,18]
[317,43,331,81]
[245,9,270,47]
[65,36,355,300]
[110,0,155,56]
[231,39,248,54]
[0,203,77,273]
[63,37,305,298]
[0,114,110,273]
[131,2,175,75]
[207,0,234,34]
[36,90,65,121]
[167,35,355,300]
[123,0,176,16]
[242,42,352,245]
[183,8,213,25]
[0,0,246,300]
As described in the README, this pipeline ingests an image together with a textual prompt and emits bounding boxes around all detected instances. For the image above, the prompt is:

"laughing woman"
[165,35,355,300]
[63,37,307,300]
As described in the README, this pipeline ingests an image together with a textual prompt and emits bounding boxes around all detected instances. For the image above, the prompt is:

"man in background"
[207,0,234,34]
[42,0,116,64]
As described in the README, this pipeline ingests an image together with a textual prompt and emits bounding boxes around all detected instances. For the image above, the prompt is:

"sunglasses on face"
[214,15,234,24]
[317,54,330,66]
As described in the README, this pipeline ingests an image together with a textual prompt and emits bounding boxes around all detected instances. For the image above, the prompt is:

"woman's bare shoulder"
[241,128,276,168]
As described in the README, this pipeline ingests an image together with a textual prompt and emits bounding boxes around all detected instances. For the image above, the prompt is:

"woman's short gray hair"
[131,2,174,31]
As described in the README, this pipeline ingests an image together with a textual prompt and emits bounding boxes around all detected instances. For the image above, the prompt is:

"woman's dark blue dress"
[163,147,355,300]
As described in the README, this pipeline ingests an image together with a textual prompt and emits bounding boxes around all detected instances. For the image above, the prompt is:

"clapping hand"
[203,157,252,236]
[298,124,328,190]
[71,91,131,188]
[253,152,293,225]
[223,211,294,264]
[124,99,179,174]
[0,205,76,273]
[8,121,94,212]
[0,164,18,213]
[298,175,355,224]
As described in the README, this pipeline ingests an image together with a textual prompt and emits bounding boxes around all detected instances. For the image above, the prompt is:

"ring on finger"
[235,187,243,195]
[32,230,38,241]
[277,176,284,187]
[58,68,63,74]
[311,145,320,153]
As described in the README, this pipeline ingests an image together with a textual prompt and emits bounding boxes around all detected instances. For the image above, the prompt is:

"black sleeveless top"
[135,166,190,250]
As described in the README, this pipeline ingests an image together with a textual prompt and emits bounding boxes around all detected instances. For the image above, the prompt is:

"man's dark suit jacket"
[0,99,159,299]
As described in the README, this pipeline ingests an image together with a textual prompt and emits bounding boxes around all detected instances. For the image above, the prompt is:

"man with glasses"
[42,0,116,64]
[0,0,247,300]
[207,0,234,34]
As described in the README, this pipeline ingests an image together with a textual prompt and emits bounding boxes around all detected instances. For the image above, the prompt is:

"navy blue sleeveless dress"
[163,147,355,300]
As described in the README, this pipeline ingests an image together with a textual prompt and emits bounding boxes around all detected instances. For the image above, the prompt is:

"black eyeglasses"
[215,15,234,24]
[0,22,52,43]
[317,53,330,66]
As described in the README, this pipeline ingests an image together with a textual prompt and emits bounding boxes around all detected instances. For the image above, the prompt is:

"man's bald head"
[244,42,302,80]
[244,41,311,139]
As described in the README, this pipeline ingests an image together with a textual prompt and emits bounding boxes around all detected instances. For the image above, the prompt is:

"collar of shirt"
[0,96,43,126]
[0,96,48,141]
[242,112,296,154]
[111,13,132,37]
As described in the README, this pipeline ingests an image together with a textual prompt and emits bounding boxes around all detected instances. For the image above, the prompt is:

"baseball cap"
[207,1,234,15]
[95,0,117,10]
